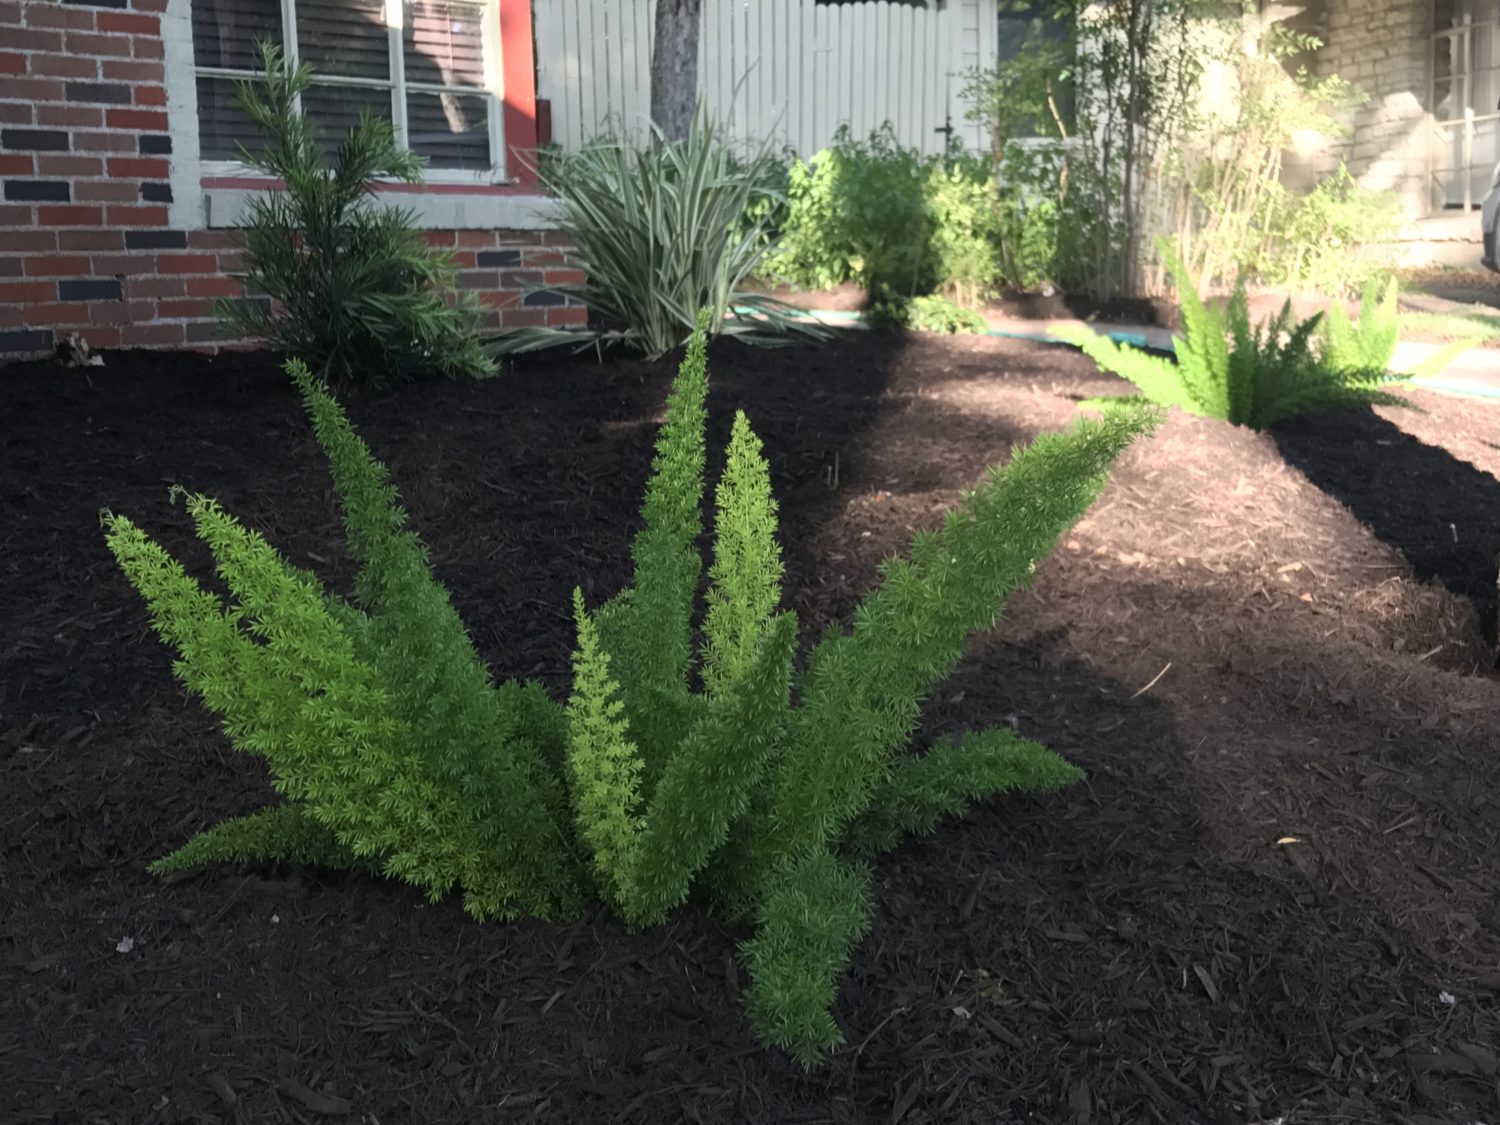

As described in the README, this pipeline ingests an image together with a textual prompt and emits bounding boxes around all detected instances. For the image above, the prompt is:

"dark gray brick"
[59,278,123,302]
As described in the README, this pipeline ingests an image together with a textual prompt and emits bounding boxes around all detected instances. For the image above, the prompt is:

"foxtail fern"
[111,318,1154,1066]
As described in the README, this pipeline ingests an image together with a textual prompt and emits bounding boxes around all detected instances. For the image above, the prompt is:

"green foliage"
[1265,166,1401,295]
[1321,277,1475,381]
[112,319,1154,1065]
[216,42,491,383]
[765,126,1009,302]
[1056,242,1416,428]
[106,359,579,920]
[872,294,989,335]
[490,112,822,359]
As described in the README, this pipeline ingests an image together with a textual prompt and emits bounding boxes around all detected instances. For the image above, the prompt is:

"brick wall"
[0,0,579,363]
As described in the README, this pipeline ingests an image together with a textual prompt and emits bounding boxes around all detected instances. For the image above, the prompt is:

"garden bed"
[3,331,1499,1124]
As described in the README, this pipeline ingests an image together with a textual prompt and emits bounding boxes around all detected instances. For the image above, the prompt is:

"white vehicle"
[1483,161,1500,269]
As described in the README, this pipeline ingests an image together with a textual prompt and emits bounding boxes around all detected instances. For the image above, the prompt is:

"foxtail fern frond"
[150,805,363,875]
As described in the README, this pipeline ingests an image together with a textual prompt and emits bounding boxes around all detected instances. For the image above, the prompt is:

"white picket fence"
[532,0,1001,156]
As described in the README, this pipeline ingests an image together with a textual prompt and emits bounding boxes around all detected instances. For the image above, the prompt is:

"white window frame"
[192,0,508,185]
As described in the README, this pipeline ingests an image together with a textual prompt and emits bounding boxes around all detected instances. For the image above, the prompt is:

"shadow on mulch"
[3,334,1497,1123]
[1272,407,1500,646]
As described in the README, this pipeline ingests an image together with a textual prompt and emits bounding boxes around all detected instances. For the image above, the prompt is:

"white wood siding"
[533,0,999,155]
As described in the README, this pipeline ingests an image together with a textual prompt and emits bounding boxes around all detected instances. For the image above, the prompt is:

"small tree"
[216,41,493,383]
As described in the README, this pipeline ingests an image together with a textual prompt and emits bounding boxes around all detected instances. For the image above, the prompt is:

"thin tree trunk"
[650,0,702,140]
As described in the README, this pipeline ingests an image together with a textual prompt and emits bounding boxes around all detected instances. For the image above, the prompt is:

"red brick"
[526,250,569,266]
[0,52,26,75]
[0,281,57,302]
[97,11,158,33]
[0,0,20,22]
[36,204,102,225]
[87,301,131,325]
[37,154,104,177]
[78,325,122,349]
[132,35,163,59]
[58,229,123,251]
[6,230,56,252]
[184,275,242,298]
[30,53,98,78]
[101,58,163,82]
[133,84,165,107]
[494,306,545,326]
[215,251,244,272]
[90,253,158,275]
[72,131,135,153]
[36,104,103,127]
[21,302,89,326]
[186,230,237,251]
[106,156,168,178]
[542,269,586,285]
[156,297,212,318]
[6,28,63,52]
[0,103,31,124]
[126,274,182,299]
[0,305,24,328]
[0,76,63,101]
[121,321,185,347]
[0,153,33,175]
[64,32,132,57]
[25,5,96,30]
[0,203,34,224]
[477,290,520,310]
[154,253,215,275]
[23,255,91,276]
[455,230,500,249]
[129,0,168,11]
[74,180,138,202]
[106,204,167,225]
[546,306,588,327]
[422,231,457,248]
[104,108,167,131]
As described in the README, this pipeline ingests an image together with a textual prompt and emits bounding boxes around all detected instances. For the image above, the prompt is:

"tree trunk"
[650,0,702,140]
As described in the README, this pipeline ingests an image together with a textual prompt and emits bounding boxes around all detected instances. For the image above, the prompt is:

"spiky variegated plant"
[1054,243,1461,429]
[105,317,1154,1064]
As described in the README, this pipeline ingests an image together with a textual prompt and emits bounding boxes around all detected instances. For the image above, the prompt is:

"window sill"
[201,178,562,231]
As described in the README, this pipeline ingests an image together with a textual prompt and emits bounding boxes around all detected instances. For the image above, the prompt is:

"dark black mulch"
[3,332,1498,1124]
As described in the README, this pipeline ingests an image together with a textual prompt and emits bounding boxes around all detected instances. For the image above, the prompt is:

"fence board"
[534,0,996,156]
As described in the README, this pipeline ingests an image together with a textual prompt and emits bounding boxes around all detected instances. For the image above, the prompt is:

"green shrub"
[489,113,819,360]
[215,42,491,383]
[872,294,988,335]
[107,317,1154,1064]
[1265,165,1402,296]
[765,126,1010,302]
[1055,242,1417,428]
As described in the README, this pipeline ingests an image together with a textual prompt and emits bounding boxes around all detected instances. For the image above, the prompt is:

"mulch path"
[3,331,1499,1125]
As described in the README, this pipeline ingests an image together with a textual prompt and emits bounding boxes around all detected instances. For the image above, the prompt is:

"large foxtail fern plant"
[106,318,1154,1063]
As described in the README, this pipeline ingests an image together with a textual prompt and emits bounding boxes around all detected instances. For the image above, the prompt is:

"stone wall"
[1303,0,1433,218]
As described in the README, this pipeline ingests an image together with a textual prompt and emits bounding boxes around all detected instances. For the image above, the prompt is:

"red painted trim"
[498,0,539,189]
[201,176,544,197]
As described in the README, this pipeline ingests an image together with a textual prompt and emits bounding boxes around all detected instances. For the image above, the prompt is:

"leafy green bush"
[1055,244,1415,428]
[1263,166,1402,296]
[765,126,1011,302]
[107,318,1154,1064]
[216,42,492,383]
[872,294,988,335]
[489,113,818,359]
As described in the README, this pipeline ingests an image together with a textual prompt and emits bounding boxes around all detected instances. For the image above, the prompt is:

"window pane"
[405,0,487,89]
[196,75,264,159]
[298,0,391,81]
[303,82,395,154]
[193,0,282,71]
[407,91,489,168]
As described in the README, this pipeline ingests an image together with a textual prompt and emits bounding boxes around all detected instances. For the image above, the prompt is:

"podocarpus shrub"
[215,43,492,383]
[106,318,1155,1063]
[1054,243,1465,429]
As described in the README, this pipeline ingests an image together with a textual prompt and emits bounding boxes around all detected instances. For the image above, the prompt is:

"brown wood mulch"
[2,331,1499,1125]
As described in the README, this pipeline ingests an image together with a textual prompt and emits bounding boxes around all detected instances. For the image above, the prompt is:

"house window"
[191,0,502,176]
[1431,0,1500,208]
